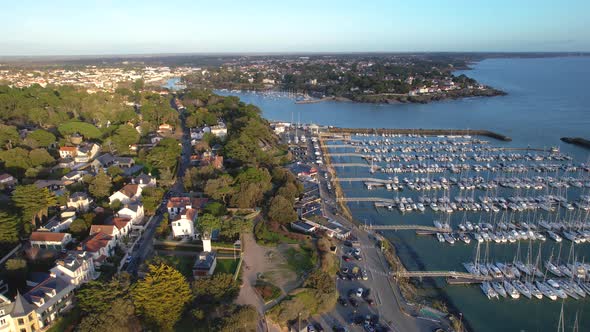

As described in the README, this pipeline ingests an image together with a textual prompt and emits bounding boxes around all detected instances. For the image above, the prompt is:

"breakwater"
[561,137,590,149]
[327,127,512,141]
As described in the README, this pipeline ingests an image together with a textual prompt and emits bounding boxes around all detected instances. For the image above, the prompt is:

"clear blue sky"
[1,0,588,55]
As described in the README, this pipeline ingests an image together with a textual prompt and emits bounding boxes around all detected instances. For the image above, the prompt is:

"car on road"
[337,297,348,306]
[362,269,369,280]
[356,288,364,297]
[353,248,361,255]
[126,255,133,263]
[341,267,349,274]
[353,253,362,261]
[349,298,358,307]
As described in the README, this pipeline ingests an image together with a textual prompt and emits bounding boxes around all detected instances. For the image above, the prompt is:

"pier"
[326,127,512,141]
[393,270,492,282]
[364,224,452,233]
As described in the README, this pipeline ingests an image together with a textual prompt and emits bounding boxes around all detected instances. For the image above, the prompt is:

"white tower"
[202,233,211,253]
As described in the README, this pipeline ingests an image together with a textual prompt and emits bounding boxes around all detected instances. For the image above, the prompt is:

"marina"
[219,56,590,332]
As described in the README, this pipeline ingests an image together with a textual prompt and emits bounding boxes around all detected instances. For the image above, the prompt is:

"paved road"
[125,98,192,276]
[316,165,439,332]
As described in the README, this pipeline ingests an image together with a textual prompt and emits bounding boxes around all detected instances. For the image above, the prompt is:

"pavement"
[125,101,192,276]
[314,154,439,332]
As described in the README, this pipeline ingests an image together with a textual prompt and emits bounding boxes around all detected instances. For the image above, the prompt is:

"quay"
[327,127,512,141]
[394,270,492,282]
[363,224,452,233]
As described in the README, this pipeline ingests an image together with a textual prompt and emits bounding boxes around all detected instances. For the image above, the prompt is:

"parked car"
[337,297,348,306]
[342,255,351,262]
[356,288,364,297]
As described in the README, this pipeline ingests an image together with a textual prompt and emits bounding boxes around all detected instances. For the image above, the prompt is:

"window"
[18,318,25,325]
[0,318,6,325]
[20,329,26,332]
[28,313,33,321]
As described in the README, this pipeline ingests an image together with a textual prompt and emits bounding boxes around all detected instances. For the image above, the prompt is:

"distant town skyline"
[1,0,589,55]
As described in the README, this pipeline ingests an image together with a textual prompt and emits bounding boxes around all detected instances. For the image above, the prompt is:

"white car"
[356,288,364,297]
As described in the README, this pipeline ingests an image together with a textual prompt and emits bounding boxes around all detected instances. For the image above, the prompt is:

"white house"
[210,122,227,139]
[171,208,198,239]
[89,225,121,242]
[78,232,116,264]
[58,146,77,159]
[67,192,93,212]
[74,143,100,163]
[39,211,76,233]
[109,184,142,205]
[117,203,144,226]
[29,232,72,250]
[50,252,98,286]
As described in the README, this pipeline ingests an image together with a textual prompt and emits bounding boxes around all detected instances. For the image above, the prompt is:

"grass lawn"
[285,246,316,276]
[254,221,298,246]
[214,258,240,275]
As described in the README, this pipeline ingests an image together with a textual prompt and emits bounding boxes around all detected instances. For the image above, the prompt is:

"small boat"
[525,281,543,299]
[546,280,567,299]
[481,282,499,299]
[548,231,562,242]
[535,281,557,300]
[512,280,532,299]
[436,233,445,242]
[443,233,455,244]
[459,233,471,244]
[545,260,564,277]
[491,281,507,298]
[503,280,520,299]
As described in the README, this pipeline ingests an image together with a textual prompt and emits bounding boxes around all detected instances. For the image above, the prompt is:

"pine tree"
[12,185,57,227]
[89,169,112,199]
[132,263,192,331]
[0,210,20,244]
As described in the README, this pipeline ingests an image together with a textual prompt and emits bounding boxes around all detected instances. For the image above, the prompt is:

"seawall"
[327,127,512,141]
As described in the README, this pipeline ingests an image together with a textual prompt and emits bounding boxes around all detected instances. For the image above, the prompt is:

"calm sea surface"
[219,57,590,332]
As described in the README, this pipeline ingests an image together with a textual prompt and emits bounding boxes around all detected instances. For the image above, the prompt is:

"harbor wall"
[327,127,512,141]
[561,137,590,149]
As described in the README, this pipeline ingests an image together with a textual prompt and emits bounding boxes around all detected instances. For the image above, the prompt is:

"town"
[0,77,423,332]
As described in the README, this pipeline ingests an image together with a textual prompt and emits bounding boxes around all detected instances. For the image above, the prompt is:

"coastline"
[319,131,465,331]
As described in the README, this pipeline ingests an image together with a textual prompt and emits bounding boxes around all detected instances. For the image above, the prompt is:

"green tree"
[132,263,193,331]
[29,148,54,167]
[146,138,181,173]
[192,273,239,304]
[204,174,235,205]
[69,218,91,239]
[0,147,32,174]
[0,210,20,244]
[0,125,19,149]
[217,305,260,332]
[204,202,226,217]
[58,121,102,140]
[79,298,140,332]
[267,195,297,224]
[12,185,57,228]
[107,165,124,177]
[142,187,165,215]
[89,170,112,199]
[156,213,169,238]
[27,129,56,148]
[198,213,221,234]
[110,125,140,154]
[78,274,132,314]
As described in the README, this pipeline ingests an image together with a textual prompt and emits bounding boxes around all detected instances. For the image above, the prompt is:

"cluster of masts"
[468,242,590,302]
[374,194,590,214]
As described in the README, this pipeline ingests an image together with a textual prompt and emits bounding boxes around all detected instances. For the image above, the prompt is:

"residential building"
[89,225,121,242]
[131,173,156,188]
[0,293,40,332]
[171,208,198,239]
[74,143,100,163]
[91,153,116,171]
[67,192,93,212]
[0,173,17,189]
[29,232,72,250]
[109,184,142,205]
[58,146,77,159]
[192,251,216,279]
[50,252,97,286]
[39,212,76,233]
[210,122,227,138]
[116,203,144,226]
[23,275,75,329]
[61,170,88,182]
[78,232,116,264]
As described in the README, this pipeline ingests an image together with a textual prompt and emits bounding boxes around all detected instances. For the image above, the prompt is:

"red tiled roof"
[167,196,191,208]
[80,232,112,253]
[59,146,77,152]
[30,232,68,243]
[112,217,131,230]
[90,225,117,236]
[119,184,139,198]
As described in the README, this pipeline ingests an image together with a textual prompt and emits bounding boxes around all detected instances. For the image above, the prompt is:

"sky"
[1,0,589,55]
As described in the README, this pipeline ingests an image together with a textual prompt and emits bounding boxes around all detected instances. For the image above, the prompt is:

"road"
[315,155,439,332]
[125,98,192,276]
